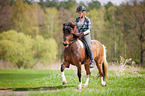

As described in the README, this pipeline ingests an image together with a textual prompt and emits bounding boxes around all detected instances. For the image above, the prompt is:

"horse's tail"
[102,45,108,81]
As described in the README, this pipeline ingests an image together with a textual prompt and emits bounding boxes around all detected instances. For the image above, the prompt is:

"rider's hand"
[74,32,84,38]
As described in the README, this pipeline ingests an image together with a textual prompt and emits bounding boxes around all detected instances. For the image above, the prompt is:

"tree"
[0,0,11,32]
[104,1,113,10]
[11,0,39,37]
[40,7,59,39]
[117,1,145,66]
[108,6,117,58]
[39,0,58,9]
[103,4,125,61]
[116,3,131,59]
[88,0,101,11]
[58,0,76,10]
[43,7,66,60]
[87,7,105,41]
[33,35,57,65]
[31,3,45,35]
[130,1,145,66]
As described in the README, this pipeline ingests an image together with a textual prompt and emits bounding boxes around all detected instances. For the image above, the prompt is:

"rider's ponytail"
[83,11,86,16]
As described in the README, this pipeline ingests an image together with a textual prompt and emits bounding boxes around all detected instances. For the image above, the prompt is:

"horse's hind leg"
[77,62,82,89]
[61,61,70,85]
[95,60,106,86]
[83,64,91,88]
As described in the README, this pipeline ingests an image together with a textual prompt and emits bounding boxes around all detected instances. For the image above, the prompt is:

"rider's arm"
[83,17,91,35]
[83,29,90,35]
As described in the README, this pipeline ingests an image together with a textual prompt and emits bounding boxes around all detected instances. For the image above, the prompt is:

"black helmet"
[76,5,86,12]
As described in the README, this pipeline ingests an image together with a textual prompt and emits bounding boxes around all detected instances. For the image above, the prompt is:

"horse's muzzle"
[63,43,69,47]
[63,43,67,46]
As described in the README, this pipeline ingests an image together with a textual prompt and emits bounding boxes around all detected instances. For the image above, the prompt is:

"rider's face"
[77,11,83,18]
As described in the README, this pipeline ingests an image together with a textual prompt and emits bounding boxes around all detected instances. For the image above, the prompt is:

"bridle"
[63,25,78,46]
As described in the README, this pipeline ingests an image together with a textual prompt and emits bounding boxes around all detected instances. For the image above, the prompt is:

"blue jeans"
[81,34,94,62]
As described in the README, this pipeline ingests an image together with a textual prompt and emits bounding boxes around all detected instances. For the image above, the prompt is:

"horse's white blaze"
[101,77,106,86]
[78,40,84,48]
[61,72,66,84]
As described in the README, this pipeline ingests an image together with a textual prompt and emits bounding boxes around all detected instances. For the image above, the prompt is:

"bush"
[0,30,34,69]
[33,35,57,64]
[0,30,57,69]
[133,59,140,64]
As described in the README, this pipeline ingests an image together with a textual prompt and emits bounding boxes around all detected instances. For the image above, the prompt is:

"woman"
[74,5,95,68]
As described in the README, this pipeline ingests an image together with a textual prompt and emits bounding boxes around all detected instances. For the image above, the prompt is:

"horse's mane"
[63,22,78,34]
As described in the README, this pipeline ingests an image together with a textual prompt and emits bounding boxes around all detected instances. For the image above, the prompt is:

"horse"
[61,22,108,89]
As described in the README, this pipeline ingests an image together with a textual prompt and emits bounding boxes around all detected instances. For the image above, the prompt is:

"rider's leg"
[82,34,95,68]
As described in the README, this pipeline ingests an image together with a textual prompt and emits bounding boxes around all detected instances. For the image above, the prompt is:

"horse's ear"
[71,23,76,27]
[71,22,76,30]
[63,23,67,32]
[63,22,66,27]
[68,22,76,28]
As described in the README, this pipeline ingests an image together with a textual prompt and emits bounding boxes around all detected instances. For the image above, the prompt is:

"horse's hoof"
[101,82,106,86]
[77,84,82,90]
[82,84,88,88]
[62,81,67,85]
[77,86,82,90]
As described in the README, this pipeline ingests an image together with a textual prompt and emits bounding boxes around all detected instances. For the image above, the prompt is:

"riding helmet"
[76,5,86,12]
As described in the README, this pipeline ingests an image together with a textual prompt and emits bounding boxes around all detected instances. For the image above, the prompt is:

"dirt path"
[0,90,32,95]
[0,88,61,95]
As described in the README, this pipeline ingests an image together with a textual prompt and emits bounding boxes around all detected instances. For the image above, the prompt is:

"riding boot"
[90,60,95,68]
[88,45,95,68]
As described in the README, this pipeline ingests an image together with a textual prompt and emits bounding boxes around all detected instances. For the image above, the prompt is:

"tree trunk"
[140,26,144,66]
[17,63,21,69]
[140,38,144,66]
[141,50,144,66]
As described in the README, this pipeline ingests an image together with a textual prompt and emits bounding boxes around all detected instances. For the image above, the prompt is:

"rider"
[74,5,95,68]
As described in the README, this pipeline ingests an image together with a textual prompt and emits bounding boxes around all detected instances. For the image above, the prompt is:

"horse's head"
[63,22,77,47]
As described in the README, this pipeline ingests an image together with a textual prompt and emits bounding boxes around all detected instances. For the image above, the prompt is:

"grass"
[0,69,145,96]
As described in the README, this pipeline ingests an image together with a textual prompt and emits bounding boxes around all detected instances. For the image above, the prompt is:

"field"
[0,67,145,96]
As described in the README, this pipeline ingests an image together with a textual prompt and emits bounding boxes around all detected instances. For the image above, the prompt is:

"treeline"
[0,0,144,67]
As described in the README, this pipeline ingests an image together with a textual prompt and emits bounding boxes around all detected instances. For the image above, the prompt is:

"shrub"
[0,30,58,69]
[0,30,34,69]
[33,35,57,64]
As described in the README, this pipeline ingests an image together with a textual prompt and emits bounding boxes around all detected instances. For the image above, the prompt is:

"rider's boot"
[89,60,95,68]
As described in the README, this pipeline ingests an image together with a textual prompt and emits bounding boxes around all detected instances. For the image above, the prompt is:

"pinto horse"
[61,22,108,89]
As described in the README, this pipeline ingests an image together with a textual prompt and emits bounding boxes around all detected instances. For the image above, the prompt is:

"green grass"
[0,69,145,96]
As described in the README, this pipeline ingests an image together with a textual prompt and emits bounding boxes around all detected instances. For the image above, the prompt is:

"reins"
[69,27,80,44]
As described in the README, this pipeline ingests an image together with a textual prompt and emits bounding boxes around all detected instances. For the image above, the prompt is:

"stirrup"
[89,62,95,68]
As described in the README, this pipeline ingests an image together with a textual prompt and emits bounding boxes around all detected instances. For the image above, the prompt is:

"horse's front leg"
[83,64,91,88]
[61,61,70,85]
[77,62,82,89]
